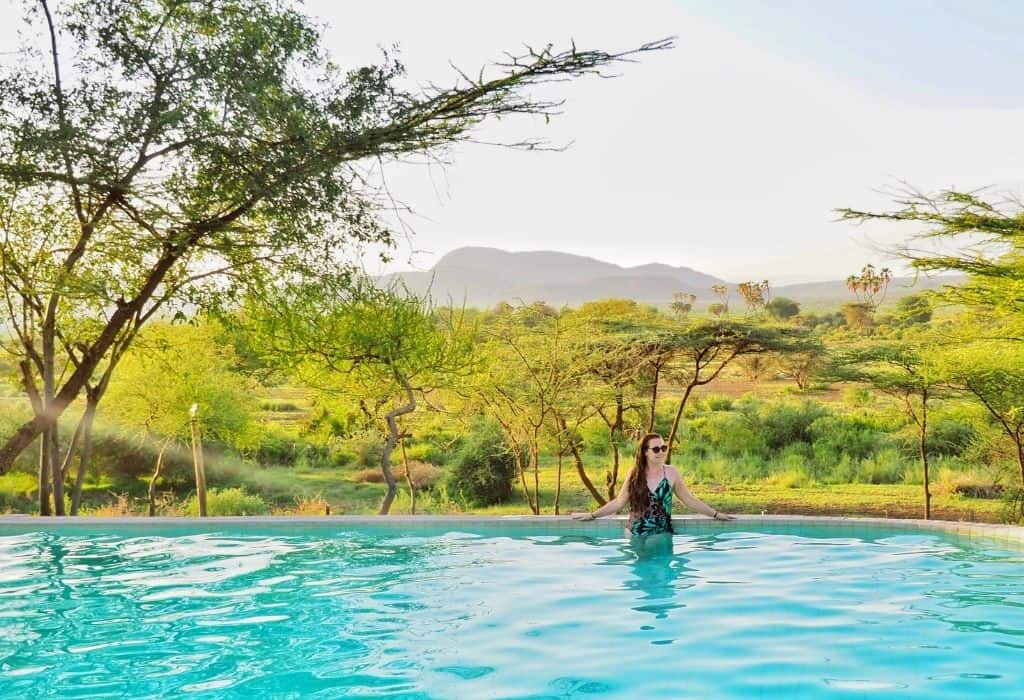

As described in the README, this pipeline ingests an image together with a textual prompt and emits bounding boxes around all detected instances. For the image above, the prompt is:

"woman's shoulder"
[664,464,683,480]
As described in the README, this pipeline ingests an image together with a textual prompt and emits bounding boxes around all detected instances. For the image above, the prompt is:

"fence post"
[189,404,208,517]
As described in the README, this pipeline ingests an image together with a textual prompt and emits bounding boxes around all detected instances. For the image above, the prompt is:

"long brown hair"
[626,433,664,515]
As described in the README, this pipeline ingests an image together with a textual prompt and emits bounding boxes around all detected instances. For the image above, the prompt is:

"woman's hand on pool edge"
[712,511,735,521]
[571,512,596,521]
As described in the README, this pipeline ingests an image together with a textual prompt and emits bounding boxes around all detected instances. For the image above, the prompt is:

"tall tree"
[0,0,671,480]
[664,320,805,461]
[939,339,1024,488]
[829,341,947,519]
[243,275,475,515]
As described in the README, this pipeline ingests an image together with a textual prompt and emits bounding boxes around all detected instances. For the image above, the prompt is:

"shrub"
[925,417,977,458]
[810,414,890,462]
[932,467,1003,499]
[444,420,517,506]
[691,412,768,459]
[351,435,384,468]
[289,493,333,515]
[700,394,734,412]
[842,387,873,408]
[184,487,269,516]
[857,448,905,484]
[756,400,830,452]
[352,461,440,489]
[763,469,811,488]
[576,418,611,456]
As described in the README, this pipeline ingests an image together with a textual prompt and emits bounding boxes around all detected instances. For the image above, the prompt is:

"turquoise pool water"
[1,524,1023,698]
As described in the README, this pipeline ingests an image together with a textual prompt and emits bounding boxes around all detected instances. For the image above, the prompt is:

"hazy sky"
[3,1,1022,283]
[308,0,1024,283]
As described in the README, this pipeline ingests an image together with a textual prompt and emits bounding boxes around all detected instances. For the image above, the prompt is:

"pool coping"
[1,514,1022,546]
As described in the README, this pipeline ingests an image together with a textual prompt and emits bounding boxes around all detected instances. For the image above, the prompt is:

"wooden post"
[189,404,208,517]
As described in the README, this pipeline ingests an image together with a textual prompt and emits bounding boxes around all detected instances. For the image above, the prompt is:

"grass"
[0,373,1010,522]
[0,456,1008,522]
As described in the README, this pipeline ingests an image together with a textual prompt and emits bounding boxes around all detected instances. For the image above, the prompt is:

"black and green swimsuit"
[629,467,675,537]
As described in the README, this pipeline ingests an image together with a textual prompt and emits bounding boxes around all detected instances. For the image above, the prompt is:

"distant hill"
[380,247,962,308]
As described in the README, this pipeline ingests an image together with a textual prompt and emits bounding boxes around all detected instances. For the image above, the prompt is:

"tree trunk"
[148,439,172,516]
[554,436,563,515]
[48,424,64,515]
[531,438,540,515]
[189,406,208,517]
[919,396,931,520]
[666,382,697,463]
[557,415,605,505]
[400,439,415,515]
[38,433,51,516]
[42,294,65,516]
[0,244,191,475]
[647,362,660,433]
[378,371,416,515]
[1015,434,1024,490]
[606,437,619,501]
[70,400,98,516]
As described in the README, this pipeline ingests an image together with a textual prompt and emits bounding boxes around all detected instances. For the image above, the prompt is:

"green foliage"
[184,488,269,516]
[753,400,830,452]
[842,387,874,408]
[922,416,976,458]
[767,297,801,320]
[895,293,933,325]
[444,420,517,507]
[104,322,258,448]
[700,394,734,412]
[839,190,1024,332]
[809,414,892,462]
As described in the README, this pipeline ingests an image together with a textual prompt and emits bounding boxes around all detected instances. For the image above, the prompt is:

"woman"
[572,433,734,536]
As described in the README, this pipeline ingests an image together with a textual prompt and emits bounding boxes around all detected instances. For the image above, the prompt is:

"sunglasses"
[647,445,668,454]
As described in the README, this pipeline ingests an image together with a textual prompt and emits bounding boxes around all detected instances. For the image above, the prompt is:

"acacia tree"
[829,341,946,519]
[940,340,1024,488]
[571,300,662,498]
[0,0,671,487]
[244,275,474,515]
[469,307,591,514]
[737,280,771,315]
[663,320,805,461]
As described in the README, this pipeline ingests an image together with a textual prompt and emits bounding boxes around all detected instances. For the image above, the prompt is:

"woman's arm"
[571,484,628,520]
[669,468,734,520]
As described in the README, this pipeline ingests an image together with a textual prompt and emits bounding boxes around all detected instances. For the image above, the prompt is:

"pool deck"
[1,514,1023,547]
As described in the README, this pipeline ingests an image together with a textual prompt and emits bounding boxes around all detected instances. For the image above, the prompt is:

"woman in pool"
[572,433,734,536]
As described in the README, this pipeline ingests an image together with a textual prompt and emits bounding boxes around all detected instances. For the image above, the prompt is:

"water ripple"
[2,528,1024,698]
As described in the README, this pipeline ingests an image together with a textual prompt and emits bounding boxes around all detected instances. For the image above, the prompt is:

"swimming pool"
[2,516,1023,698]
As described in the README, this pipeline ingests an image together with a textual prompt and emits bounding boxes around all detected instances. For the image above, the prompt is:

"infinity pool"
[2,521,1023,698]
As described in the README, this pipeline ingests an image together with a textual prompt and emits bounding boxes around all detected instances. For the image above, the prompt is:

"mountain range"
[380,247,960,309]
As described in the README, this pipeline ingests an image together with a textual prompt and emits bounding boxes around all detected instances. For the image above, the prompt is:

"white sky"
[3,0,1022,284]
[301,0,1024,283]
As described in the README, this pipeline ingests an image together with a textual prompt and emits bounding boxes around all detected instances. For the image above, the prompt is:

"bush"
[444,420,517,506]
[576,418,611,456]
[925,417,977,458]
[932,467,1003,498]
[184,487,269,515]
[351,435,384,468]
[810,414,891,462]
[856,448,905,484]
[755,400,830,452]
[352,461,441,489]
[691,412,768,459]
[763,469,811,488]
[700,394,734,412]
